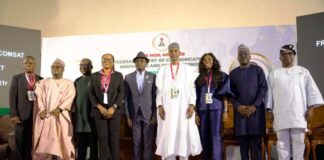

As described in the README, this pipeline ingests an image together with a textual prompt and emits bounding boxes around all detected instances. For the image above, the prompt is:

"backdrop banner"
[42,25,296,81]
[0,25,41,113]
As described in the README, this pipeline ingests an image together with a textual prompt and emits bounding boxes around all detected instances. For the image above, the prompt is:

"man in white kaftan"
[33,59,76,160]
[266,44,324,160]
[155,42,202,160]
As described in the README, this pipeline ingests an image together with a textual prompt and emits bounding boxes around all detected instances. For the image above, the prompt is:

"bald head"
[80,58,93,75]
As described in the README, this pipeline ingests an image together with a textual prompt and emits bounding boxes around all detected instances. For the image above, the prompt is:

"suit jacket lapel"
[131,71,140,94]
[22,73,29,91]
[96,73,102,96]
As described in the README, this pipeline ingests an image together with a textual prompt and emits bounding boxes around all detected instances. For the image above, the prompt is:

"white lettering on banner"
[120,64,135,69]
[150,59,157,63]
[116,56,200,71]
[0,80,8,86]
[150,63,160,68]
[0,65,4,71]
[316,40,324,47]
[0,50,24,58]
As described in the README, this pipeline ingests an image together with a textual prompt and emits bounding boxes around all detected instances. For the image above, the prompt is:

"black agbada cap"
[280,44,296,55]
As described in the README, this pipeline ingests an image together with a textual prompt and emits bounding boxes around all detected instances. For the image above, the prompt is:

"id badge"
[103,92,108,104]
[171,88,179,99]
[205,93,213,104]
[27,91,36,101]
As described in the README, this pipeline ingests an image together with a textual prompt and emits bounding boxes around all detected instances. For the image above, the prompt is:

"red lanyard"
[25,73,35,90]
[205,71,212,93]
[101,71,112,93]
[170,63,179,80]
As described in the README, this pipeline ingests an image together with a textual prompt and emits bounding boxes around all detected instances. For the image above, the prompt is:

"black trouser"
[237,135,263,160]
[15,116,33,160]
[94,109,121,160]
[76,118,98,160]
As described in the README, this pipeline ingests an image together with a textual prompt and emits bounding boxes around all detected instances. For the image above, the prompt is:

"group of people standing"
[9,42,323,160]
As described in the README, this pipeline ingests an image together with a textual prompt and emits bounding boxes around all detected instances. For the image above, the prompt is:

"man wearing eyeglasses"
[33,58,76,160]
[266,44,324,160]
[89,53,124,160]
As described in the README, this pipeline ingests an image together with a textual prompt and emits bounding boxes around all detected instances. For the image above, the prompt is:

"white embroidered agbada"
[33,78,76,160]
[155,63,202,159]
[266,66,324,131]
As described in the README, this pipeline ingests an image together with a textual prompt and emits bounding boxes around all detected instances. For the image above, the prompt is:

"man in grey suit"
[9,56,42,160]
[124,52,157,160]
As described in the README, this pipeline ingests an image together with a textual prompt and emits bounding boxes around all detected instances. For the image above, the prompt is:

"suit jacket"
[124,71,157,121]
[89,71,124,119]
[9,72,43,120]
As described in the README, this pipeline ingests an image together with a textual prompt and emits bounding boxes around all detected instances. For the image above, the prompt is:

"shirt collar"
[99,69,114,76]
[136,70,145,75]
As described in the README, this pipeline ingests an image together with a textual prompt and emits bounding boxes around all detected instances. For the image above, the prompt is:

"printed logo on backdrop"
[152,33,170,51]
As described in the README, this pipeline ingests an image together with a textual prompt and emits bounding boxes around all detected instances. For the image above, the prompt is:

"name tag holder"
[205,93,213,104]
[103,92,108,104]
[171,88,179,99]
[27,91,36,101]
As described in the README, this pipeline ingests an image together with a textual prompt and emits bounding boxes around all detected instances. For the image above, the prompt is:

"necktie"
[138,79,142,92]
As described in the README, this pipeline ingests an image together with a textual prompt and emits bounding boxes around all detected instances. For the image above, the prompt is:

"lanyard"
[205,71,213,93]
[101,71,112,93]
[170,63,179,80]
[25,73,35,90]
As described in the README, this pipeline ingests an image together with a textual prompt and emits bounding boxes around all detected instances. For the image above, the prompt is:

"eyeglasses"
[101,58,114,63]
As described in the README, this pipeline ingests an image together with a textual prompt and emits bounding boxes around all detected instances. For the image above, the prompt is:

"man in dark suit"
[124,52,157,160]
[89,53,124,160]
[9,56,42,160]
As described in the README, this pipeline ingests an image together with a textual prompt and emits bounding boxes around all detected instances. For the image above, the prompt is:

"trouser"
[15,116,33,160]
[164,155,188,160]
[276,128,305,160]
[94,109,121,160]
[237,135,263,160]
[198,109,222,160]
[76,132,98,160]
[132,110,154,160]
